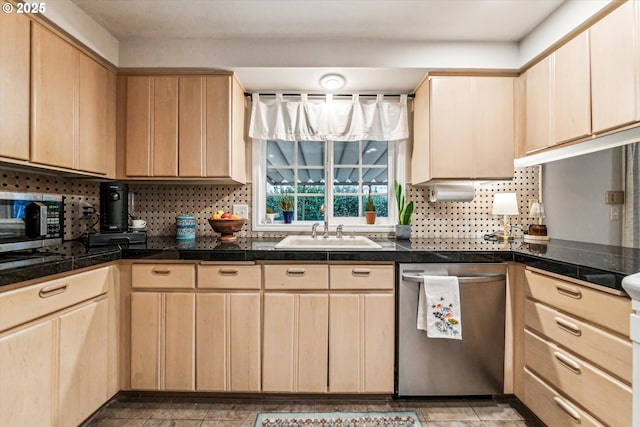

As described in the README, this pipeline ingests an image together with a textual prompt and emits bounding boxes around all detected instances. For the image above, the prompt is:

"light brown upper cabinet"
[412,76,514,184]
[122,74,246,182]
[31,23,113,176]
[523,31,591,155]
[0,11,30,161]
[590,1,640,134]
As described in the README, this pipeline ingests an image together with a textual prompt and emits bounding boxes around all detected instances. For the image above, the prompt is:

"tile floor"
[83,395,544,427]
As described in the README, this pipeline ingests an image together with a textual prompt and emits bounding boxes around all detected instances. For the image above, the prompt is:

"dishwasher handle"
[401,273,505,284]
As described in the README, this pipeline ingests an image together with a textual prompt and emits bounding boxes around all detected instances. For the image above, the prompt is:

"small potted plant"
[365,191,376,224]
[278,195,294,224]
[395,181,414,239]
[265,207,279,224]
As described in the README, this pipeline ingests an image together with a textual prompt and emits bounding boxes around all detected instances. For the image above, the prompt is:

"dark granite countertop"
[1,236,638,292]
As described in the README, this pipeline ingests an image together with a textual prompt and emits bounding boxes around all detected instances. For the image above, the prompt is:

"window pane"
[362,141,388,165]
[267,169,295,186]
[334,196,359,217]
[299,182,325,194]
[362,195,388,217]
[297,169,324,186]
[267,140,294,166]
[298,141,324,166]
[362,167,387,186]
[334,141,360,165]
[297,196,324,221]
[333,167,359,191]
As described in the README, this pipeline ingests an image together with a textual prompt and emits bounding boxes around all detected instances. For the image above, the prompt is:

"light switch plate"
[233,204,249,219]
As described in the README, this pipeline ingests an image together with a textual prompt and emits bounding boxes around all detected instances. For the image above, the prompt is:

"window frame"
[252,139,407,232]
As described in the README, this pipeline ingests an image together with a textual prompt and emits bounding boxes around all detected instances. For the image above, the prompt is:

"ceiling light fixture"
[320,74,346,91]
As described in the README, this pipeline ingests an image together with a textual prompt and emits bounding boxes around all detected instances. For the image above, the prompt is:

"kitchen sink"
[274,235,383,250]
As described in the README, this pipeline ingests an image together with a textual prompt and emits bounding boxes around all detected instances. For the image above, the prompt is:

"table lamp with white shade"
[524,200,550,242]
[492,192,519,241]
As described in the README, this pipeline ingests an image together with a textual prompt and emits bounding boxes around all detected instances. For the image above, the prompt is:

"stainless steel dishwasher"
[398,263,506,396]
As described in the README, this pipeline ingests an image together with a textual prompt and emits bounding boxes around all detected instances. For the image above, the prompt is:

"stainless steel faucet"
[336,224,344,238]
[319,204,329,238]
[311,222,320,239]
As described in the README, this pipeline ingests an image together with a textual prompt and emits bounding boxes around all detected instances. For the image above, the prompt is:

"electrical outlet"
[233,204,249,219]
[610,205,622,221]
[78,202,95,219]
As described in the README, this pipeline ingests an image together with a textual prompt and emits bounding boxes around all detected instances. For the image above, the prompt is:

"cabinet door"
[164,292,195,390]
[196,293,261,391]
[205,75,232,177]
[78,54,109,175]
[263,293,328,392]
[130,292,161,389]
[591,1,640,133]
[152,77,179,177]
[31,23,78,169]
[554,31,591,144]
[0,11,29,160]
[179,76,206,177]
[429,77,474,178]
[524,57,552,154]
[473,77,514,179]
[58,299,108,427]
[0,321,55,427]
[329,293,394,393]
[125,76,152,176]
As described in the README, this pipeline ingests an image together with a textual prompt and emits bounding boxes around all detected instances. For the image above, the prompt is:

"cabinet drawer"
[131,264,195,289]
[263,265,328,290]
[329,265,394,290]
[198,265,261,289]
[523,368,604,427]
[524,269,631,336]
[524,330,631,427]
[525,299,632,383]
[0,267,110,332]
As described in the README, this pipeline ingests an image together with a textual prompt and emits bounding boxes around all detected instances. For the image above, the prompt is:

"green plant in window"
[278,195,293,212]
[395,181,414,225]
[365,192,376,213]
[266,207,273,214]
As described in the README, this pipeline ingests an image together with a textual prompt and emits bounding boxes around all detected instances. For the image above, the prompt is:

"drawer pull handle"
[352,269,371,277]
[39,283,68,298]
[286,268,306,276]
[555,284,582,299]
[554,351,581,375]
[218,269,239,276]
[555,317,582,336]
[553,396,581,422]
[151,268,172,276]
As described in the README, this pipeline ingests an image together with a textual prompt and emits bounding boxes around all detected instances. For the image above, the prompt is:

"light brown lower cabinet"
[196,292,261,391]
[329,293,395,393]
[0,320,55,427]
[262,293,329,392]
[58,299,109,427]
[130,292,195,391]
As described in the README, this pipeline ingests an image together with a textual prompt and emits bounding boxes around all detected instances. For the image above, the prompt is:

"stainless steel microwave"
[0,191,64,252]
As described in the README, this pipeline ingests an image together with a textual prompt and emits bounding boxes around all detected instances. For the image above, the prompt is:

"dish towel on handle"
[417,275,462,340]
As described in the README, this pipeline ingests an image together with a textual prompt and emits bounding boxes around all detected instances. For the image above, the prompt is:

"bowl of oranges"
[208,210,244,242]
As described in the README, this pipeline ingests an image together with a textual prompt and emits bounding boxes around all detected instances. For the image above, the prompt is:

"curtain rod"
[244,92,415,99]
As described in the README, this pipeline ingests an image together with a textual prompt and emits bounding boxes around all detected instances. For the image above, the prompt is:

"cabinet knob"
[352,268,371,277]
[39,283,68,298]
[555,284,582,299]
[286,268,306,277]
[554,317,582,336]
[553,396,581,422]
[218,269,239,276]
[151,268,172,276]
[554,351,581,375]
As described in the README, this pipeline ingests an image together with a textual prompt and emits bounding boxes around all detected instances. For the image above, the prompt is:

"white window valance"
[248,93,409,142]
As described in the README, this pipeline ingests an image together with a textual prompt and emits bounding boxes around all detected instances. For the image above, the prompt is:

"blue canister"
[176,216,196,240]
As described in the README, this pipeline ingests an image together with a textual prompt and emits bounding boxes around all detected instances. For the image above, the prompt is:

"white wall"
[542,148,624,245]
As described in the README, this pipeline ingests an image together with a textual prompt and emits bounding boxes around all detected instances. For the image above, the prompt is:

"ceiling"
[70,0,568,92]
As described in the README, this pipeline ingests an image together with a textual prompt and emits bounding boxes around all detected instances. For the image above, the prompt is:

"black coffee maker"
[89,182,146,246]
[100,182,128,233]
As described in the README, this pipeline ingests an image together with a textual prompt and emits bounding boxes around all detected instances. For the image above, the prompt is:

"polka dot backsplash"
[0,166,539,240]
